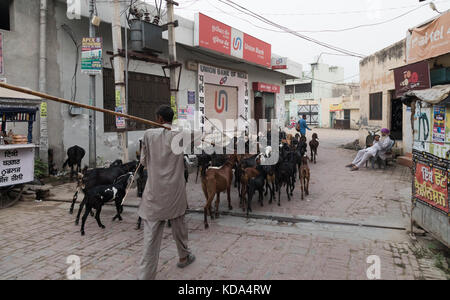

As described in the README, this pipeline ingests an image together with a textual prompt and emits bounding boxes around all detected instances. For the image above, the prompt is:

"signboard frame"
[81,37,103,75]
[394,60,431,98]
[194,13,271,68]
[413,150,450,215]
[0,145,35,188]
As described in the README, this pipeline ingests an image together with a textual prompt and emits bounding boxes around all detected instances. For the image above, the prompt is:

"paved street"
[0,129,448,280]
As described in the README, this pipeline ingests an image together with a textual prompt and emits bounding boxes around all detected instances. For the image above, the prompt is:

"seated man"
[346,128,392,171]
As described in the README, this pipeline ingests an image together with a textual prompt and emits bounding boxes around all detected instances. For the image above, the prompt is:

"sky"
[165,0,450,82]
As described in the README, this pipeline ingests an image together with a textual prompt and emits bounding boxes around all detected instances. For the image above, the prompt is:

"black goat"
[70,161,138,216]
[247,165,267,215]
[79,173,133,236]
[63,145,86,179]
[275,144,296,205]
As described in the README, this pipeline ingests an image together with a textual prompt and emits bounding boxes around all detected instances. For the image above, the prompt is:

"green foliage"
[34,159,48,179]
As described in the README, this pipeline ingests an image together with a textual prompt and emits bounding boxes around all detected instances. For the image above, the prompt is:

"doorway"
[390,90,403,140]
[254,96,263,132]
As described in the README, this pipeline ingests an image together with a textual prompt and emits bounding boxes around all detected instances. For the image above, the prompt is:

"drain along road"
[0,129,448,280]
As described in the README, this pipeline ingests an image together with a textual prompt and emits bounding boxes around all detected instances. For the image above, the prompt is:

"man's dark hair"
[156,105,174,123]
[302,115,307,119]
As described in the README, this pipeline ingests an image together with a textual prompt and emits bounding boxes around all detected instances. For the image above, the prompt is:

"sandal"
[345,164,354,168]
[177,254,196,269]
[351,166,359,171]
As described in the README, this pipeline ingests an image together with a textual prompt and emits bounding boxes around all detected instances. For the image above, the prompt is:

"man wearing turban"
[346,128,393,171]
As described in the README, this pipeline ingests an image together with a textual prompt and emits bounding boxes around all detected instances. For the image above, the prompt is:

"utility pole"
[166,0,179,111]
[38,0,48,166]
[88,0,97,168]
[112,0,128,162]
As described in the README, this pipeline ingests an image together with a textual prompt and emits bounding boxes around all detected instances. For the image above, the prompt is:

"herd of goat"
[63,132,319,235]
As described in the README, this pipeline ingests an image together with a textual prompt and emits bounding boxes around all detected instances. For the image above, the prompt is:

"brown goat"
[309,133,319,164]
[201,155,237,229]
[299,155,310,200]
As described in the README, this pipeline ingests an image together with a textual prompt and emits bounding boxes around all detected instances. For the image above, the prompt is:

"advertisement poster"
[432,105,446,145]
[81,37,103,75]
[414,162,449,214]
[115,106,126,129]
[0,32,4,75]
[188,91,196,105]
[407,12,450,64]
[394,61,430,98]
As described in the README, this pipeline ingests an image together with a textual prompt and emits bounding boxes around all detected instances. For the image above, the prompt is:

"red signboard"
[243,33,271,68]
[394,61,430,98]
[195,13,271,68]
[253,82,281,94]
[197,13,231,56]
[414,162,449,214]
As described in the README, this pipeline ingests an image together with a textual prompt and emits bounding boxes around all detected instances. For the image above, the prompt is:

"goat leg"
[95,207,106,229]
[227,187,233,211]
[136,217,142,230]
[70,190,78,214]
[204,206,209,230]
[287,182,291,202]
[75,196,86,225]
[80,205,91,236]
[278,183,281,206]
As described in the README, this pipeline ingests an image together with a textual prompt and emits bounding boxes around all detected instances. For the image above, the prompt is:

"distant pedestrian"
[138,105,196,280]
[297,115,312,137]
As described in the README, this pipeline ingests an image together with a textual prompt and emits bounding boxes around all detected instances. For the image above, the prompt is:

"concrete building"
[284,61,345,127]
[0,0,301,167]
[359,39,411,154]
[319,95,360,130]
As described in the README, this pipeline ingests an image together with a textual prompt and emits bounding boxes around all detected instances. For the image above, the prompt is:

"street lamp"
[430,1,442,14]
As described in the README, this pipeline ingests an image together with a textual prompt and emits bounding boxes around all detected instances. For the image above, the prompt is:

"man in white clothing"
[346,128,392,171]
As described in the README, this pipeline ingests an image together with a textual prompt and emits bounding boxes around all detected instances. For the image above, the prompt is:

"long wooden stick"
[0,82,171,130]
[121,162,142,206]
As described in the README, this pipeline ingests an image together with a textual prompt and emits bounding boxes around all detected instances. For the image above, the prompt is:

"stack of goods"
[12,135,28,144]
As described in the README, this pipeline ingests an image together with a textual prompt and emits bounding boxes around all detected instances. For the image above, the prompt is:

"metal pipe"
[88,0,97,168]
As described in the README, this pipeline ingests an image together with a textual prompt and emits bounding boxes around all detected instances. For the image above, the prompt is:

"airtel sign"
[194,13,271,68]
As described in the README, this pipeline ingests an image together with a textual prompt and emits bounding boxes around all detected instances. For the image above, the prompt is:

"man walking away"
[138,105,195,280]
[298,115,312,137]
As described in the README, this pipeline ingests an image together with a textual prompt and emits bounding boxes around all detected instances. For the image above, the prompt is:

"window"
[285,85,294,94]
[0,0,11,31]
[369,92,383,120]
[295,82,312,93]
[102,68,170,132]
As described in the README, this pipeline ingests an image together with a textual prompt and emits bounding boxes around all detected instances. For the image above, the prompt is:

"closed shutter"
[204,84,238,133]
[103,69,170,132]
[369,92,383,120]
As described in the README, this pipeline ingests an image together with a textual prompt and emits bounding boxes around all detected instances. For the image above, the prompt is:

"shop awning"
[403,84,450,105]
[0,86,41,101]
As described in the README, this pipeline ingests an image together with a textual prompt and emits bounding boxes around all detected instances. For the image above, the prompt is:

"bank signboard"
[194,13,271,68]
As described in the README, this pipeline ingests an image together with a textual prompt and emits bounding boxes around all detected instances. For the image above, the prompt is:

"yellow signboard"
[329,104,343,112]
[40,102,47,117]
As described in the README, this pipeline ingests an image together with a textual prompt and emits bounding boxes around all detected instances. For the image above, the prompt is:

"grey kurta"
[138,126,187,222]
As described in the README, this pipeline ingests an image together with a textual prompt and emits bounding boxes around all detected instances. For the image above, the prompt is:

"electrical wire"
[216,0,365,58]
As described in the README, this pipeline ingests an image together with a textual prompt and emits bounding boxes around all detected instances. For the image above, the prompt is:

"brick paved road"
[1,129,447,280]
